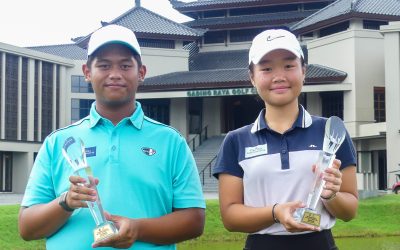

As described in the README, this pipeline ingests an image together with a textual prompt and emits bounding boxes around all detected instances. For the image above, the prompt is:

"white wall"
[12,152,33,193]
[202,97,222,137]
[307,29,385,138]
[141,47,189,77]
[169,98,188,139]
[381,22,400,188]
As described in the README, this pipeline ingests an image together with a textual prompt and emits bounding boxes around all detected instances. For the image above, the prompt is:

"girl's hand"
[274,201,320,233]
[320,159,342,200]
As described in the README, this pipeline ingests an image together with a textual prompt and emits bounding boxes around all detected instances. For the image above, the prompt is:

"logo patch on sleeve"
[85,147,96,157]
[245,144,268,158]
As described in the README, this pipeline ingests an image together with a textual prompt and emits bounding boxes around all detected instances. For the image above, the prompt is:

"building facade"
[0,42,74,192]
[1,0,400,195]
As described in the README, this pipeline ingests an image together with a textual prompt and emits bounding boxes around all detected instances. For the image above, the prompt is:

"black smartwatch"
[59,191,74,212]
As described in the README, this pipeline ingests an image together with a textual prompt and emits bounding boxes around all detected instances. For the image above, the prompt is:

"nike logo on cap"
[266,35,285,41]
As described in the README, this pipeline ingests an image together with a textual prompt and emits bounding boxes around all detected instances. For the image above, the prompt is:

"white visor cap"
[87,24,141,58]
[249,29,303,65]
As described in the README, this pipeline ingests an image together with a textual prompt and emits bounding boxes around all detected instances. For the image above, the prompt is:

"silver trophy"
[293,116,347,227]
[62,136,118,243]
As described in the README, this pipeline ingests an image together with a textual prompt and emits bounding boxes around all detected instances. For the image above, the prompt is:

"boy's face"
[82,44,146,109]
[250,49,305,108]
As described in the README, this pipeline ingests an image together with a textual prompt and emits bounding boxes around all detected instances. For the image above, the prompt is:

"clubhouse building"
[1,0,400,196]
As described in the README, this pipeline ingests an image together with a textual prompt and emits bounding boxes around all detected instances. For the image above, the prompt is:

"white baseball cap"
[248,29,303,65]
[87,24,141,58]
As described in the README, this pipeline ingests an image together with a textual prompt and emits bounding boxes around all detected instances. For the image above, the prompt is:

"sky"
[0,0,193,47]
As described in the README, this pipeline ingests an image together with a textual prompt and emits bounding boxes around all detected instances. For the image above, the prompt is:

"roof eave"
[138,76,346,92]
[138,80,251,92]
[294,12,400,35]
[135,32,202,40]
[187,19,302,30]
[173,0,330,12]
[305,75,347,84]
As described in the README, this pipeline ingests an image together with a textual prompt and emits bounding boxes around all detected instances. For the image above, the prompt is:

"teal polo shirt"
[22,101,206,250]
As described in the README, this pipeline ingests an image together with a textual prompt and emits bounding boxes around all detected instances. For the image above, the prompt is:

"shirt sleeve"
[172,136,206,209]
[212,131,244,179]
[336,130,357,170]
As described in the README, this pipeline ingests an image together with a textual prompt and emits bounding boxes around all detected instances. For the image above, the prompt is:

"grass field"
[1,194,398,249]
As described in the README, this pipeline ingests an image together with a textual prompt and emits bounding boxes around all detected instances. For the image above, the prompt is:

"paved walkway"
[0,193,23,205]
[0,192,218,205]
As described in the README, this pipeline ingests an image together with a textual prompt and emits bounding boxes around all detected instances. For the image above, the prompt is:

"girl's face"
[250,49,305,108]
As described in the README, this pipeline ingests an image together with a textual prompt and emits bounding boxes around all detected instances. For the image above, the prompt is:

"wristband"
[272,203,280,223]
[59,191,74,212]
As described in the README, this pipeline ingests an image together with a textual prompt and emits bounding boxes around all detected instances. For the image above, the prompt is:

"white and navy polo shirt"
[213,106,356,235]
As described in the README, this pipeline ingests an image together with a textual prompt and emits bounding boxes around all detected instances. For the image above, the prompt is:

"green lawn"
[1,194,399,249]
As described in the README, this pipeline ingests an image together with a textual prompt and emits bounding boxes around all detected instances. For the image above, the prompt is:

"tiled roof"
[306,64,347,83]
[190,50,248,71]
[141,68,250,91]
[189,48,309,71]
[292,0,400,32]
[74,7,204,48]
[110,7,204,37]
[140,64,347,91]
[185,10,316,28]
[173,0,269,8]
[28,44,87,60]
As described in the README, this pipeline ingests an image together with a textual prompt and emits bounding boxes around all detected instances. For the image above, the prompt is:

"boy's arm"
[19,200,72,240]
[19,175,96,240]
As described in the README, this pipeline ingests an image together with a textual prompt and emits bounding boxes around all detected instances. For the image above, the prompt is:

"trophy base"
[293,208,321,227]
[93,221,118,243]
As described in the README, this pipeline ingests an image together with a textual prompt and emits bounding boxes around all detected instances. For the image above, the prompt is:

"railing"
[187,125,208,152]
[199,155,217,186]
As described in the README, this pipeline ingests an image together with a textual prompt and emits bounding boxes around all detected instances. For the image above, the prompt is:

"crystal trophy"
[293,116,347,227]
[62,136,118,243]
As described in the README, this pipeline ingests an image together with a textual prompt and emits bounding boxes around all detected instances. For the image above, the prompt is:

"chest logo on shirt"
[85,147,96,157]
[245,144,268,158]
[142,147,156,156]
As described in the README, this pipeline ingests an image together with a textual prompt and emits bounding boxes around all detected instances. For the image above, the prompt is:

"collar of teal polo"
[89,101,144,130]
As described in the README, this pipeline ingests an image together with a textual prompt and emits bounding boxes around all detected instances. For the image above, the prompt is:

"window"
[203,10,225,18]
[34,61,39,141]
[71,75,93,93]
[0,52,3,134]
[140,99,170,125]
[299,93,307,108]
[363,20,388,30]
[357,151,372,173]
[230,28,264,42]
[21,58,28,140]
[0,152,13,192]
[204,31,226,44]
[189,98,203,134]
[320,21,349,37]
[138,39,175,49]
[374,87,385,122]
[5,54,18,140]
[41,62,54,139]
[71,99,95,123]
[56,65,60,129]
[230,4,298,16]
[303,1,332,10]
[320,92,343,119]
